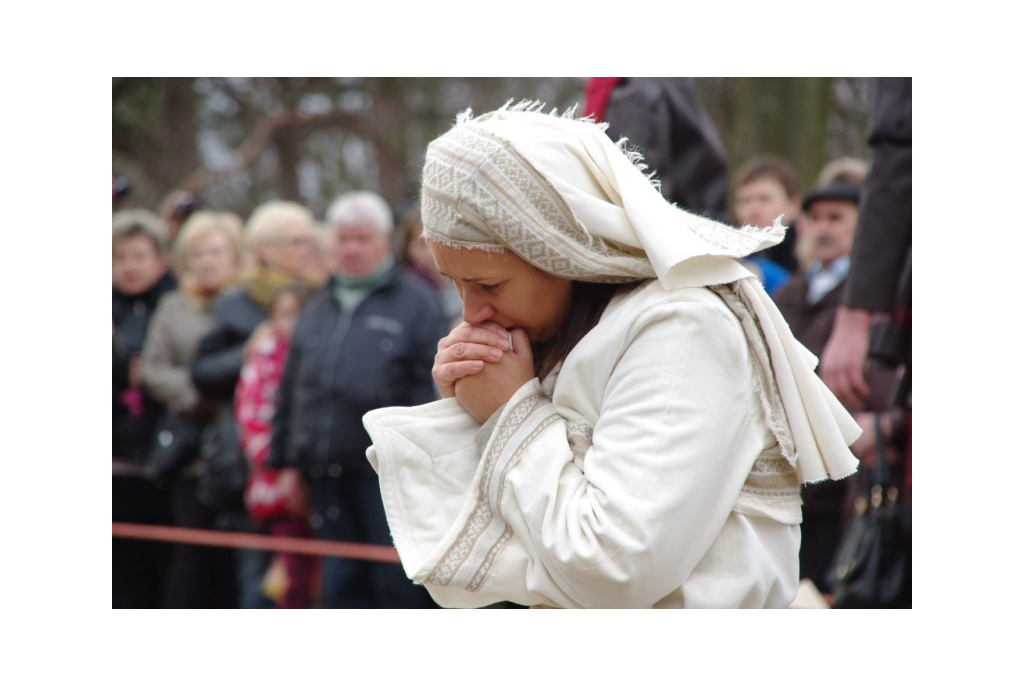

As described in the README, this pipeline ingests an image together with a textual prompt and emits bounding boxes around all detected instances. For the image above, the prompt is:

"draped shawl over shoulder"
[417,101,859,484]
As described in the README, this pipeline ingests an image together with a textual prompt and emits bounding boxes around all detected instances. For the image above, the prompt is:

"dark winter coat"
[843,77,912,314]
[267,267,448,478]
[775,271,901,589]
[191,288,268,402]
[112,271,177,462]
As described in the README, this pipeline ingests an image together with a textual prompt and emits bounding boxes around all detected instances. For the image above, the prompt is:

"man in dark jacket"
[268,191,449,608]
[821,77,912,411]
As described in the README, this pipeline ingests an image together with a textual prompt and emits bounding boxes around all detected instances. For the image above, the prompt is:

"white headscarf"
[421,101,859,483]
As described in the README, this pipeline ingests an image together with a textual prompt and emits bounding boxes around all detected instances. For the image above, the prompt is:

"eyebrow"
[436,271,497,284]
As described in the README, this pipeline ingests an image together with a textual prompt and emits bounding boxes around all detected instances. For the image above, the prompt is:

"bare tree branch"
[175,107,369,193]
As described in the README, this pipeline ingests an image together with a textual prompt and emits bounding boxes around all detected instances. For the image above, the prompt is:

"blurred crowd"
[113,77,910,609]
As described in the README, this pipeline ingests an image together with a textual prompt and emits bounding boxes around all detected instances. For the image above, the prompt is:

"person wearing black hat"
[798,179,861,304]
[774,175,863,393]
[773,168,906,599]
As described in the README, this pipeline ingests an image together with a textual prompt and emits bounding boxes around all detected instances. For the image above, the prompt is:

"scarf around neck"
[420,101,860,484]
[334,254,395,313]
[244,265,301,312]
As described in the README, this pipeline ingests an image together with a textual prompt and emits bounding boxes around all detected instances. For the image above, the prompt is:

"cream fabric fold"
[419,101,859,484]
[715,281,861,482]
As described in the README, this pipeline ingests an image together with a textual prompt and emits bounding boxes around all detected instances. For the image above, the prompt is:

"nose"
[460,289,495,325]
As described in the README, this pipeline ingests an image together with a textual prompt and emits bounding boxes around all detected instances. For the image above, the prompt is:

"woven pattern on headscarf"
[421,112,652,283]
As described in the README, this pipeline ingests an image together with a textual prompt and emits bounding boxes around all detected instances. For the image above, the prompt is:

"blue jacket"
[267,267,448,477]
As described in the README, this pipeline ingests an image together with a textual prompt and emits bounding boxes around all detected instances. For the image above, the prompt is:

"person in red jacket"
[235,281,317,608]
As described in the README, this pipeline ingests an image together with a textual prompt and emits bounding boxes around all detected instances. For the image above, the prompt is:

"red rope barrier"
[112,522,400,564]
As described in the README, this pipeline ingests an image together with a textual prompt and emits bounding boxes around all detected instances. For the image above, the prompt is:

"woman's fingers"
[441,340,505,363]
[434,358,485,383]
[433,323,515,398]
[433,358,485,398]
[435,325,511,367]
[439,321,512,354]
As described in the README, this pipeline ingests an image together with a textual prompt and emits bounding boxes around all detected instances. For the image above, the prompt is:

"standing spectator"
[234,281,318,609]
[773,171,907,594]
[582,77,729,220]
[191,200,321,609]
[140,210,246,608]
[819,78,911,603]
[793,157,870,269]
[112,209,175,608]
[267,191,449,609]
[775,175,863,353]
[821,78,912,413]
[730,153,803,277]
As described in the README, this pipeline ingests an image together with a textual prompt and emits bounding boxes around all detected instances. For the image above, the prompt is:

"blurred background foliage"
[112,77,873,220]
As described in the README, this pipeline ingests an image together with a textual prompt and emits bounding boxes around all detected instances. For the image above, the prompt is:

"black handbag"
[195,404,249,511]
[826,415,911,608]
[144,410,204,483]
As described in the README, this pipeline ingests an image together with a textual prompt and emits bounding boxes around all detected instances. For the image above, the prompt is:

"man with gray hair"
[267,190,448,608]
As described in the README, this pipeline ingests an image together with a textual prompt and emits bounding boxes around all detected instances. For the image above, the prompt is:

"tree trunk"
[788,77,832,190]
[274,126,303,202]
[160,78,200,190]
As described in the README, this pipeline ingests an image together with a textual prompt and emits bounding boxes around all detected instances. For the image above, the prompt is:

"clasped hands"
[432,321,534,423]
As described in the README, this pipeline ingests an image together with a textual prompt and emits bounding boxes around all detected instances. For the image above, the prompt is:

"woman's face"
[113,234,167,296]
[271,291,303,339]
[429,243,572,343]
[260,222,316,277]
[187,229,237,293]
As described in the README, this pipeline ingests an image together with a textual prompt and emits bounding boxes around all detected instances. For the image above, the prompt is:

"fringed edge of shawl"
[453,99,663,192]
